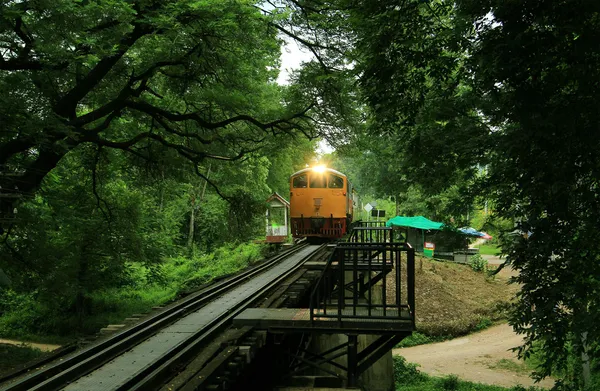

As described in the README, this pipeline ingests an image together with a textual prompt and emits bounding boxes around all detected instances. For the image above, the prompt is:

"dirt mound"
[394,256,518,336]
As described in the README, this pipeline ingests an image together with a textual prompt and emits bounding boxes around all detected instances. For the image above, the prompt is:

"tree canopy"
[333,0,600,387]
[0,0,352,220]
[1,0,599,387]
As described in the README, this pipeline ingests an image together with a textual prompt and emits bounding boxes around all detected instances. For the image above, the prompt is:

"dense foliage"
[333,0,600,388]
[1,1,599,389]
[0,0,326,336]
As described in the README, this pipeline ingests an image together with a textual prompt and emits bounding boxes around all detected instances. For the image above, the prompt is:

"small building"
[386,215,480,261]
[265,193,290,243]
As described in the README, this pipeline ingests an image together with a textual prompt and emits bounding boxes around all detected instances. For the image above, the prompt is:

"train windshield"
[292,174,307,188]
[328,174,344,189]
[310,173,327,188]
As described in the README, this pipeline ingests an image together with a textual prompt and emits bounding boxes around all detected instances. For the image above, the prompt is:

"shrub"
[474,317,493,331]
[0,344,44,371]
[396,332,432,348]
[393,356,425,384]
[440,374,459,391]
[395,332,454,348]
[469,254,488,272]
[0,242,269,338]
[510,386,544,391]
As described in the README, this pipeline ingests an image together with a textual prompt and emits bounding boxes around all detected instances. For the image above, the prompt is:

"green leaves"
[333,1,600,385]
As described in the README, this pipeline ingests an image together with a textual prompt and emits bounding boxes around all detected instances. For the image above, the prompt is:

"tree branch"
[0,58,43,70]
[193,164,231,202]
[0,136,35,165]
[151,115,218,145]
[125,100,315,133]
[53,23,153,119]
[91,145,112,222]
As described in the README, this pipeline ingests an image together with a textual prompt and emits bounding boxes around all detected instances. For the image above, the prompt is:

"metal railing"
[309,228,415,328]
[347,226,392,243]
[351,220,386,228]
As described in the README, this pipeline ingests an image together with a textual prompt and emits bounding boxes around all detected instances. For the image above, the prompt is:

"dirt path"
[0,338,61,352]
[392,324,555,389]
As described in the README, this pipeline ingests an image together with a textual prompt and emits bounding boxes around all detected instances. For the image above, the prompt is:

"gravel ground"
[393,323,555,389]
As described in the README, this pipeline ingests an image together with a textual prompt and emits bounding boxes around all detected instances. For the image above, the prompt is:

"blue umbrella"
[458,227,485,237]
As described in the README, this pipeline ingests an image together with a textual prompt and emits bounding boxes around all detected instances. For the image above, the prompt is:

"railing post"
[338,249,344,324]
[407,247,415,326]
[347,335,358,387]
[396,246,401,317]
[353,246,358,316]
[382,243,387,316]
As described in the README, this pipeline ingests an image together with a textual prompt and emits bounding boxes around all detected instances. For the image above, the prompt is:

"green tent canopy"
[385,215,444,230]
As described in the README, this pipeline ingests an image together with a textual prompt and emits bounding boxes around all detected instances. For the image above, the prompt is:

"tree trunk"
[187,196,196,249]
[159,169,165,213]
[76,245,89,330]
[200,164,211,201]
[187,164,211,250]
[581,331,591,388]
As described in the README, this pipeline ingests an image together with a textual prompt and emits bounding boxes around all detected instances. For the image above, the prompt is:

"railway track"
[1,243,325,391]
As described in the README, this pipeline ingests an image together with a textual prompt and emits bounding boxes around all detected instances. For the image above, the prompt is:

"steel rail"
[127,244,327,391]
[1,243,310,391]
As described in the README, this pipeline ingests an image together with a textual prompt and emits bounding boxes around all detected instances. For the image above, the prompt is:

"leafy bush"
[440,374,459,391]
[393,356,426,384]
[395,332,453,348]
[474,317,493,331]
[0,290,49,338]
[469,254,488,272]
[0,344,44,372]
[0,242,268,338]
[509,386,544,391]
[396,332,432,348]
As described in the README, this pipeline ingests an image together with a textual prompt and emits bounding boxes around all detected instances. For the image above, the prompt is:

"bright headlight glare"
[312,165,326,173]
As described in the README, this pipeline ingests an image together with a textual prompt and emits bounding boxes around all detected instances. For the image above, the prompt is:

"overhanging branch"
[125,100,315,132]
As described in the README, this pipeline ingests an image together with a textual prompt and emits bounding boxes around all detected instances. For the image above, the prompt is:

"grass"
[474,244,501,256]
[0,343,44,375]
[490,359,524,374]
[396,317,495,348]
[0,242,268,340]
[396,332,451,348]
[488,359,531,376]
[394,356,544,391]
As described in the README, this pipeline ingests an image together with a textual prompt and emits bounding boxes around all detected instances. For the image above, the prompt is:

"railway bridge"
[0,223,415,391]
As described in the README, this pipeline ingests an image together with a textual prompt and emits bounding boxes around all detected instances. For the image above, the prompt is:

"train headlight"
[312,165,326,173]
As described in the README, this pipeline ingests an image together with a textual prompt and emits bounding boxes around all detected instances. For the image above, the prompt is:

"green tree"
[0,0,328,222]
[0,0,359,337]
[339,0,600,386]
[456,1,600,385]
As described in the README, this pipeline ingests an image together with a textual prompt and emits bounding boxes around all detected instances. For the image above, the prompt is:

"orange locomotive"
[289,166,355,239]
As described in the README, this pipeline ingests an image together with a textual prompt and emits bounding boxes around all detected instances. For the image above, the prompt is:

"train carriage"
[289,166,354,239]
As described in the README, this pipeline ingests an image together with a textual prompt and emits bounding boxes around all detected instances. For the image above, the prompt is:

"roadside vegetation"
[394,356,543,391]
[0,344,44,376]
[393,253,508,350]
[473,244,501,257]
[0,242,270,340]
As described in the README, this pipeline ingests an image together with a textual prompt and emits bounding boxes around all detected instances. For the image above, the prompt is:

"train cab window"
[293,174,308,188]
[310,174,327,188]
[328,174,344,189]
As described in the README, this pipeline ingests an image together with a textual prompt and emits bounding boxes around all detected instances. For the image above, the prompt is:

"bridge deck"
[303,260,393,271]
[233,308,413,334]
[60,246,319,391]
